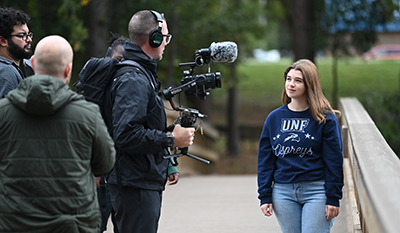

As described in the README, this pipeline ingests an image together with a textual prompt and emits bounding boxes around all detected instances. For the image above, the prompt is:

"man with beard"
[0,7,33,97]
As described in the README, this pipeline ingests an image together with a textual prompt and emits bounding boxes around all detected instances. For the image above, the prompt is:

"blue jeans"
[272,180,334,233]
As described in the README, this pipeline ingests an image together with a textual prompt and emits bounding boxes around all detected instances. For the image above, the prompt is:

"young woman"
[257,59,344,233]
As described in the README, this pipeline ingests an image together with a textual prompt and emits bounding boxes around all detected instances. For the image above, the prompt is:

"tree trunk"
[293,0,308,60]
[225,0,241,157]
[306,0,317,62]
[332,56,338,108]
[227,62,240,157]
[85,0,109,58]
[166,0,179,89]
[281,0,317,62]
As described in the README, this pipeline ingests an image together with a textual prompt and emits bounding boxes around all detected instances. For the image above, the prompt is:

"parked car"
[362,44,400,61]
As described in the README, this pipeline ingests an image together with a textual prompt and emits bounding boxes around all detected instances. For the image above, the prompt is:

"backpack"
[75,57,151,122]
[75,57,117,116]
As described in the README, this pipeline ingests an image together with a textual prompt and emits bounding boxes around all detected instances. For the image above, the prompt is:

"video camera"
[163,41,238,164]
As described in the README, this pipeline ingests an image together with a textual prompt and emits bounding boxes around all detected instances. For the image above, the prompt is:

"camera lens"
[181,72,221,98]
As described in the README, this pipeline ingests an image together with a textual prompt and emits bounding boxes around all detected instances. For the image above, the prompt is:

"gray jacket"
[0,56,25,98]
[0,75,115,233]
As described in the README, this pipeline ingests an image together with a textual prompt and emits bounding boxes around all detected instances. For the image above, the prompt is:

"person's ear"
[64,63,72,84]
[30,56,35,71]
[0,36,8,47]
[64,63,72,78]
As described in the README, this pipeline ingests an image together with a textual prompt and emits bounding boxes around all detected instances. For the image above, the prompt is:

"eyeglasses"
[10,32,33,41]
[163,34,172,45]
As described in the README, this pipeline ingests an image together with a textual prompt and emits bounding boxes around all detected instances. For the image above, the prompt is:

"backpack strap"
[113,60,155,91]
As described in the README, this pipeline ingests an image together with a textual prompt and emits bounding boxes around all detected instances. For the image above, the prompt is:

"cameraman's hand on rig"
[173,124,195,148]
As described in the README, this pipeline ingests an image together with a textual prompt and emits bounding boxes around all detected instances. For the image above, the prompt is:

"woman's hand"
[326,205,340,220]
[261,203,273,217]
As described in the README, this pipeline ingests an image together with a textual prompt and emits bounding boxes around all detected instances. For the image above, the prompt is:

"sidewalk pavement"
[106,175,350,233]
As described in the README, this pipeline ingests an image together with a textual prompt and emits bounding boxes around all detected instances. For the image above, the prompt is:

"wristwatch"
[166,132,175,148]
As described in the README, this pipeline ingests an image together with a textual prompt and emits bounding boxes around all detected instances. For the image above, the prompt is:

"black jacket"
[107,42,170,191]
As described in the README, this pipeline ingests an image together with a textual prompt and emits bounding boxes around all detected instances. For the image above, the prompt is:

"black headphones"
[148,10,163,48]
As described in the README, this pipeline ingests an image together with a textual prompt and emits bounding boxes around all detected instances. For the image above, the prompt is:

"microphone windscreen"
[210,41,238,63]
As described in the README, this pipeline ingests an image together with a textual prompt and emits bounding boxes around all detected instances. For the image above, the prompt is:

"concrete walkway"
[106,175,350,233]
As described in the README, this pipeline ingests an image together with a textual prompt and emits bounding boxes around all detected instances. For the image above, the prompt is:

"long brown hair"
[281,59,340,124]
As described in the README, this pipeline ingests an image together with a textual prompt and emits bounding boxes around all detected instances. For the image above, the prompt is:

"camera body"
[180,72,221,99]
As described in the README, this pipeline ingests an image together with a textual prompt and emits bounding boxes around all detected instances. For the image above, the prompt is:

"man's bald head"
[31,35,73,83]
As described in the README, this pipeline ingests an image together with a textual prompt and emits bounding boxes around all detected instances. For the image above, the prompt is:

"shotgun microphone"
[195,41,238,64]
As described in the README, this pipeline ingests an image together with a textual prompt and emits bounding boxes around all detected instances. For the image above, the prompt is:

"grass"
[212,57,400,174]
[211,57,400,123]
[237,57,400,106]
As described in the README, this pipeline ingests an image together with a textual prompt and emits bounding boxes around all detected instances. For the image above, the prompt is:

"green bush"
[362,92,400,157]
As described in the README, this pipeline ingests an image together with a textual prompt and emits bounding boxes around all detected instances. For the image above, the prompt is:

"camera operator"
[107,10,195,233]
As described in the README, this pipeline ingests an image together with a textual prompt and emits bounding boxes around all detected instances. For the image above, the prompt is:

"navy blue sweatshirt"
[257,105,344,207]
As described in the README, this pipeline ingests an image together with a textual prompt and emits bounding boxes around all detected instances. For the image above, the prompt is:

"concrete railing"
[339,97,400,233]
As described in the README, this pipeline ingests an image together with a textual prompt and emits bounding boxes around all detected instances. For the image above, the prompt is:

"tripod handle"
[186,153,210,164]
[163,152,210,164]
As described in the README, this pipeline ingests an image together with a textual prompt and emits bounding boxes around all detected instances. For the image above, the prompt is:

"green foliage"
[173,0,266,58]
[57,0,88,51]
[1,0,267,84]
[363,92,400,157]
[1,0,88,52]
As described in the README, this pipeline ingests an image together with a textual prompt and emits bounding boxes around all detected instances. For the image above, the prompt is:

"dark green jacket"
[0,75,116,233]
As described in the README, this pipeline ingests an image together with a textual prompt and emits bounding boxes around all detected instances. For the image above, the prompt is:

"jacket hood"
[6,75,84,116]
[123,42,158,76]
